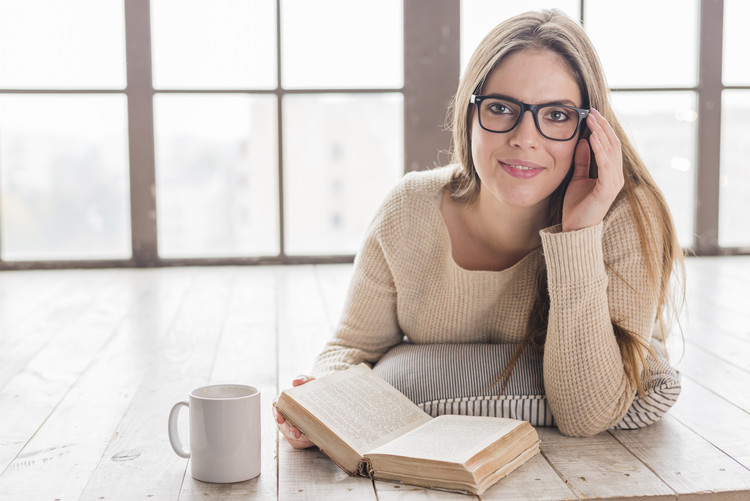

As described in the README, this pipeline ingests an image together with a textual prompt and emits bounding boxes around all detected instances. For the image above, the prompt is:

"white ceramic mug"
[168,384,261,483]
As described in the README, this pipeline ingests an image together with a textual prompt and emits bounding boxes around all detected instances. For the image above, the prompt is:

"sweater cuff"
[540,223,606,285]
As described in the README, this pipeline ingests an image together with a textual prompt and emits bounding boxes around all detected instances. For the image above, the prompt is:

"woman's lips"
[500,160,544,179]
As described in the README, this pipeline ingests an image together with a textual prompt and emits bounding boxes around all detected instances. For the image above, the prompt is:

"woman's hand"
[562,108,625,232]
[272,375,316,449]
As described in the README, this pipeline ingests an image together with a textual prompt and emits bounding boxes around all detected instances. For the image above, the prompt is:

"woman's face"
[471,48,583,212]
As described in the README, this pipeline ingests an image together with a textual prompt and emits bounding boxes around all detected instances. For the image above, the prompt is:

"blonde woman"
[274,9,684,445]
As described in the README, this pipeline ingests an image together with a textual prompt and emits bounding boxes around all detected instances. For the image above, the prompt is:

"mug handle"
[168,401,190,458]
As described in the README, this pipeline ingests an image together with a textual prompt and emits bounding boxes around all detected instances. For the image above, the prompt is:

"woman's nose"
[509,111,541,148]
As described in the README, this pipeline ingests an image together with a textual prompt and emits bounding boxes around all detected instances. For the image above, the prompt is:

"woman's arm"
[541,193,662,437]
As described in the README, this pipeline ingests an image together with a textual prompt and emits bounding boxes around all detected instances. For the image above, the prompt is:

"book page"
[285,364,431,455]
[365,415,524,464]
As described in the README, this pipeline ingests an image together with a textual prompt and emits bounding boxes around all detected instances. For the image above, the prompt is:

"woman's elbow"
[551,393,633,437]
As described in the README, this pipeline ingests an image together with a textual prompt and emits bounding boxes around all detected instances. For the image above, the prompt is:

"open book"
[275,364,540,495]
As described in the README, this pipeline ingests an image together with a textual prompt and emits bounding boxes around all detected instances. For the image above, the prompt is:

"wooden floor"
[1,256,749,500]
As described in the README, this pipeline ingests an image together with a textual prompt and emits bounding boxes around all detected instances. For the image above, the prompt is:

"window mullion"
[403,0,459,173]
[124,0,159,265]
[695,0,724,255]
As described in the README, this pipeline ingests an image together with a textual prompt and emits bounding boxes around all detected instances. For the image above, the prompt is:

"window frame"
[0,0,745,270]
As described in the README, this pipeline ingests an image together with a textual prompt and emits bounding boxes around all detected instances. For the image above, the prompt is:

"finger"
[292,375,315,387]
[587,112,613,154]
[589,133,618,189]
[590,110,623,182]
[589,129,624,196]
[590,109,619,150]
[588,130,608,170]
[283,421,302,439]
[593,109,619,145]
[572,138,591,179]
[287,433,315,449]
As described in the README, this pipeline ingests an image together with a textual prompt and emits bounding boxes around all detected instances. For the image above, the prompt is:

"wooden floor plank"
[669,376,750,470]
[611,415,750,499]
[684,257,750,339]
[77,267,237,501]
[276,265,376,500]
[0,270,149,474]
[0,269,80,331]
[673,343,750,413]
[375,482,478,500]
[682,316,750,371]
[0,271,120,392]
[479,451,578,501]
[0,268,194,501]
[537,427,674,500]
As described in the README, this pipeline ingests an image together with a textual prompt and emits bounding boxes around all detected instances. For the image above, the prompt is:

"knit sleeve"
[310,189,404,377]
[540,192,662,437]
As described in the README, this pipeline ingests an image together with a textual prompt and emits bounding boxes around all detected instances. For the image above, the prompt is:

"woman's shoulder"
[374,166,455,223]
[399,165,457,198]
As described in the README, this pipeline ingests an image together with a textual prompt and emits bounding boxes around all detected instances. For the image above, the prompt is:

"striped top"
[312,165,662,437]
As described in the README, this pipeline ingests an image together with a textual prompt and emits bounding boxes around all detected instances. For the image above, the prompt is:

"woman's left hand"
[562,108,624,232]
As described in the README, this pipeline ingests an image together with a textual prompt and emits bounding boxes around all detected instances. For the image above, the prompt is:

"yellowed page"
[365,415,525,464]
[284,364,432,456]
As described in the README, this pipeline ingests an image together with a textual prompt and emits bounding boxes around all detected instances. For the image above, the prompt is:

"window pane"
[461,0,580,74]
[586,1,699,88]
[283,94,403,255]
[154,94,279,257]
[719,91,750,247]
[0,0,125,89]
[281,0,403,89]
[610,92,697,248]
[723,0,750,86]
[151,0,276,90]
[0,95,131,260]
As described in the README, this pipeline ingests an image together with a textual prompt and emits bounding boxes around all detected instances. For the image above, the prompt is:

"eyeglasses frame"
[470,94,590,142]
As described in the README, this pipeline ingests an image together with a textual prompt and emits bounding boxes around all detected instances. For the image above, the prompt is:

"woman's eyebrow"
[482,93,580,107]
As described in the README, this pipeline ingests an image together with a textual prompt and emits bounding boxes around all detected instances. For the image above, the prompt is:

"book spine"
[358,458,374,479]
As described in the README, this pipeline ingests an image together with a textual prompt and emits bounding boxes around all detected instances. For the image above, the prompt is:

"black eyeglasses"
[470,94,589,141]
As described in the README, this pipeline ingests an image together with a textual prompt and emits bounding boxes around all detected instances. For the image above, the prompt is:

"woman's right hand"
[272,375,316,449]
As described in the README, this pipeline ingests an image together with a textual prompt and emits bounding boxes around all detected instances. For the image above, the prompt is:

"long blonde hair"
[448,10,685,395]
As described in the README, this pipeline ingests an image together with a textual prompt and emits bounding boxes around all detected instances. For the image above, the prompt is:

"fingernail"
[294,375,308,382]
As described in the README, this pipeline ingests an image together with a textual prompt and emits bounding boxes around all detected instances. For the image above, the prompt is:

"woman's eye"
[546,108,571,122]
[487,103,509,114]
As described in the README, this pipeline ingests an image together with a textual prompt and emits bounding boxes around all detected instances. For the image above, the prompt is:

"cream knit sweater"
[312,165,661,437]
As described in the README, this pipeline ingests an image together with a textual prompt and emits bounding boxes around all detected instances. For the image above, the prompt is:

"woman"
[274,9,684,444]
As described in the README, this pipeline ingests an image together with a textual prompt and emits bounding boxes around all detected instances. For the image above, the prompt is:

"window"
[0,0,130,262]
[150,0,404,259]
[586,0,700,248]
[720,0,750,248]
